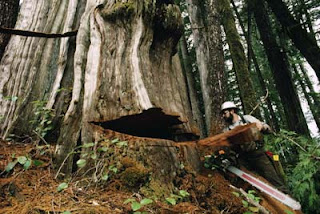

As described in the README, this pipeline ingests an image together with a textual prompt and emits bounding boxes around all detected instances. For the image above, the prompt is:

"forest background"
[0,0,320,213]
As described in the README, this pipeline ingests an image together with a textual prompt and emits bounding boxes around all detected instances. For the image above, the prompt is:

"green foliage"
[165,189,190,205]
[165,197,176,205]
[124,197,153,213]
[4,155,42,172]
[284,210,294,214]
[264,130,320,213]
[247,190,261,203]
[30,100,55,138]
[76,159,87,168]
[56,138,129,184]
[4,96,18,101]
[57,182,68,192]
[234,189,260,213]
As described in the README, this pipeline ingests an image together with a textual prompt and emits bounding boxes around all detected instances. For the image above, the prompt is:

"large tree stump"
[80,124,202,198]
[52,1,200,173]
[0,0,200,175]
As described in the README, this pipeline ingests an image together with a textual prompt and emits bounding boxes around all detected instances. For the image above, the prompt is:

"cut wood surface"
[196,123,262,147]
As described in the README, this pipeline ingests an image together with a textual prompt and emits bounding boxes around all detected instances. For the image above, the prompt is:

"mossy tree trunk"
[219,0,261,118]
[0,0,199,178]
[252,0,310,136]
[205,0,227,135]
[186,0,226,136]
[179,35,206,138]
[230,0,279,131]
[265,0,320,77]
[293,64,320,130]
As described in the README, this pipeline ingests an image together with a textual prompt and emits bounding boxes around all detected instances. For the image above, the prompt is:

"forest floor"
[0,140,300,214]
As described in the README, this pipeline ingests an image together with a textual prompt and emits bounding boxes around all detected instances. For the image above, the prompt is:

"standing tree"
[252,0,310,136]
[179,35,206,137]
[186,0,226,136]
[219,0,261,118]
[265,0,320,76]
[230,0,280,131]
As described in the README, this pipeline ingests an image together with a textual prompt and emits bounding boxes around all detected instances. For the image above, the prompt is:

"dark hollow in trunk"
[92,108,198,141]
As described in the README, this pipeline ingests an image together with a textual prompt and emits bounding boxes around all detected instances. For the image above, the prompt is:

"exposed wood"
[82,124,202,195]
[196,123,262,147]
[54,1,200,174]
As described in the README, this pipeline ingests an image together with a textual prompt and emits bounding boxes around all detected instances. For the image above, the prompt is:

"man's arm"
[243,115,272,134]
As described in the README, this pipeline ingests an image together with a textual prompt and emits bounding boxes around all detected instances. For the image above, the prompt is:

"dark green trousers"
[239,149,289,194]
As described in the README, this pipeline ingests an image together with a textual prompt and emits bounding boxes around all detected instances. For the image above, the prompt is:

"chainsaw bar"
[227,166,301,210]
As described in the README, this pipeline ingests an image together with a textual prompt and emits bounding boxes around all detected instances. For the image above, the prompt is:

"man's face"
[222,109,233,123]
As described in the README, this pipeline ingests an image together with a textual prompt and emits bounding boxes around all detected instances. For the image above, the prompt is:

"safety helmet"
[220,101,239,112]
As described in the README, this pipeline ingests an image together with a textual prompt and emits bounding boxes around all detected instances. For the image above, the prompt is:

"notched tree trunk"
[81,124,202,197]
[0,0,200,190]
[54,0,199,174]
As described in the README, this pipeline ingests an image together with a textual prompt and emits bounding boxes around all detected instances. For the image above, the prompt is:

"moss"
[101,0,155,21]
[161,4,183,33]
[120,166,149,187]
[120,157,150,187]
[101,1,136,21]
[120,156,137,168]
[152,4,183,47]
[140,178,174,199]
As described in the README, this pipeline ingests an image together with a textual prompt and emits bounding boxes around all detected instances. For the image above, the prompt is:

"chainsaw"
[204,149,301,210]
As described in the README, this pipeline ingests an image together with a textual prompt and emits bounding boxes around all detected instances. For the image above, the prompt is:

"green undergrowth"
[264,130,320,213]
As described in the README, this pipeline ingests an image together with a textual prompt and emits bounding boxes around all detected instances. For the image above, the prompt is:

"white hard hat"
[221,101,238,112]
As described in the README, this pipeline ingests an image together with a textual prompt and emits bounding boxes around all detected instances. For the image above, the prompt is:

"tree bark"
[205,0,227,135]
[186,0,226,136]
[75,125,202,197]
[230,0,280,131]
[0,0,199,175]
[179,35,206,138]
[0,0,19,60]
[0,0,81,139]
[219,0,261,118]
[293,64,320,130]
[298,63,320,111]
[252,0,310,136]
[265,0,320,77]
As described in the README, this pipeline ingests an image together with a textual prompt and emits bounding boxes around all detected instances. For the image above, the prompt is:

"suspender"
[239,114,248,124]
